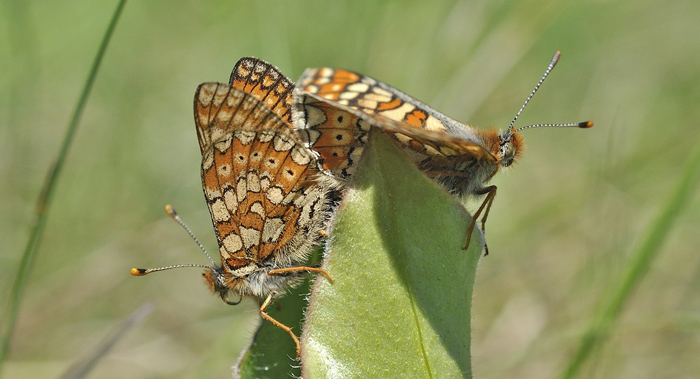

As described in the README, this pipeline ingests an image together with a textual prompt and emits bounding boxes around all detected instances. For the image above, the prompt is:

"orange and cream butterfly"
[132,58,335,358]
[292,51,592,254]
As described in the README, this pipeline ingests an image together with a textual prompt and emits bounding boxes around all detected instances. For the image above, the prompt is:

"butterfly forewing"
[297,67,476,135]
[230,57,296,124]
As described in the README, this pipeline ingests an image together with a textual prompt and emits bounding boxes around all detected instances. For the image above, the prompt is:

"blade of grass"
[0,0,128,373]
[59,303,153,379]
[561,141,700,378]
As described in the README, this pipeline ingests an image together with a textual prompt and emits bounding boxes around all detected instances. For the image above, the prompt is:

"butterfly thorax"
[427,128,523,198]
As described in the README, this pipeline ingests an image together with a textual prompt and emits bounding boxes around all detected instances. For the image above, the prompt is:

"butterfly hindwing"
[195,82,330,291]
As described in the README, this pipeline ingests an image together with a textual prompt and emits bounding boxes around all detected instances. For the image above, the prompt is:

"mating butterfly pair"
[132,53,592,357]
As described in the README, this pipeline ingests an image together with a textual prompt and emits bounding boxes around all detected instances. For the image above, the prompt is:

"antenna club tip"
[131,268,148,276]
[165,204,177,218]
[551,51,562,65]
[579,121,594,128]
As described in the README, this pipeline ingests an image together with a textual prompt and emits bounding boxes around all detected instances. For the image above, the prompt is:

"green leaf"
[301,130,481,378]
[234,286,305,378]
[235,249,322,378]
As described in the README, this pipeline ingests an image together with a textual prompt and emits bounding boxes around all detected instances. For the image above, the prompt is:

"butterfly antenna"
[514,120,593,133]
[130,204,217,276]
[507,51,593,135]
[507,51,561,134]
[164,204,217,266]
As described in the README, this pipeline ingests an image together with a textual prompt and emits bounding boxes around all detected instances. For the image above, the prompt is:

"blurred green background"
[2,0,699,378]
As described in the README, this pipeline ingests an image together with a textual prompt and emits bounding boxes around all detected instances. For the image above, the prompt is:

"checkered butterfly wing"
[293,68,499,195]
[195,82,329,297]
[229,57,296,124]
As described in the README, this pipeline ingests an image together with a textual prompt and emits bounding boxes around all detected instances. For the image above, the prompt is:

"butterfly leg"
[258,292,302,358]
[268,266,334,283]
[261,267,334,358]
[464,185,497,255]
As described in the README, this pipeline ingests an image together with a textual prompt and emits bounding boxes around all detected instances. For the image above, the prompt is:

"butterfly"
[292,51,592,254]
[132,59,335,358]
